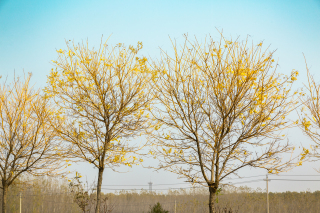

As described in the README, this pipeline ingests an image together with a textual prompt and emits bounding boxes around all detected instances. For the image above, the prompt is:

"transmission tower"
[148,181,153,192]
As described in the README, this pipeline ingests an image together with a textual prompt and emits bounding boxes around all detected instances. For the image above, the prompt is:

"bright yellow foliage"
[149,34,299,197]
[0,74,66,201]
[45,40,153,213]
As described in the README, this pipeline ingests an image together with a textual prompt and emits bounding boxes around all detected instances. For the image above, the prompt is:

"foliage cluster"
[147,202,169,213]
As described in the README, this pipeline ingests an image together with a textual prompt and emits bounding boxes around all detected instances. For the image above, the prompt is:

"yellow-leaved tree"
[149,35,299,213]
[0,74,65,213]
[298,62,320,163]
[45,40,153,213]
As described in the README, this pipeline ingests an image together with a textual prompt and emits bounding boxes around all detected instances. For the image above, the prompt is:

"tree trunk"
[2,183,8,213]
[95,167,104,213]
[209,185,217,213]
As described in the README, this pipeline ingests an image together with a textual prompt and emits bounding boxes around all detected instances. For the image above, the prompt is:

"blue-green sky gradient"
[1,0,320,192]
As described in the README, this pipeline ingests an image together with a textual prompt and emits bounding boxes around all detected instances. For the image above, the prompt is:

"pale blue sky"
[1,0,320,192]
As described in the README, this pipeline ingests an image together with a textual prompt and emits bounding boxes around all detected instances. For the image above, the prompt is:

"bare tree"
[149,35,299,213]
[45,40,153,213]
[0,74,65,213]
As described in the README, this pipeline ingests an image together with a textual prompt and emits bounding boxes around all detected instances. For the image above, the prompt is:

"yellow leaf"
[291,76,297,81]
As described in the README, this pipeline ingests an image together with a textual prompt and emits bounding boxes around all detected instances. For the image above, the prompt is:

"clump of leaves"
[148,202,169,213]
[69,172,91,213]
[69,172,114,213]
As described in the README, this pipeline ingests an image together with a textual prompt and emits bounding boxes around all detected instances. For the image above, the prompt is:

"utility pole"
[263,174,270,213]
[19,192,21,213]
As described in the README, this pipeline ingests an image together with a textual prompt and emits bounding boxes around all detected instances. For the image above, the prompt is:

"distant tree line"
[1,176,320,213]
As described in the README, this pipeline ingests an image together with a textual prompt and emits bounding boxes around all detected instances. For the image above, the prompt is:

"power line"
[224,174,320,180]
[101,178,320,190]
[101,183,189,187]
[223,175,266,180]
[100,175,320,187]
[101,186,205,191]
[269,179,320,181]
[7,177,320,196]
[269,175,320,176]
[8,192,72,197]
[225,179,265,185]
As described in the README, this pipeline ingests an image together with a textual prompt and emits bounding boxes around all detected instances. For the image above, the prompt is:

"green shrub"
[148,202,169,213]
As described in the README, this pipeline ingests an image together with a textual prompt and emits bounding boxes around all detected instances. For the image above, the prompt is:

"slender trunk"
[209,185,217,213]
[95,167,104,213]
[2,183,8,213]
